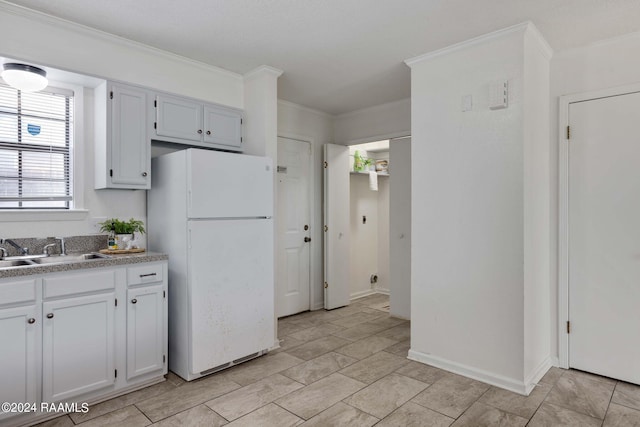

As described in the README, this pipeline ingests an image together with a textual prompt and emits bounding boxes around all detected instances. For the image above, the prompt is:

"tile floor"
[37,294,640,427]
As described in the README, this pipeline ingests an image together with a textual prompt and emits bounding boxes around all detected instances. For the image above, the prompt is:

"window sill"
[0,209,89,222]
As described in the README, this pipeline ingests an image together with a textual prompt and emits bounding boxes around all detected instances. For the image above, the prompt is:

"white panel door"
[0,305,37,422]
[127,285,165,380]
[389,138,411,319]
[110,84,150,188]
[156,94,202,141]
[188,219,274,374]
[569,91,640,384]
[276,137,311,317]
[42,293,116,402]
[323,144,350,310]
[187,149,273,218]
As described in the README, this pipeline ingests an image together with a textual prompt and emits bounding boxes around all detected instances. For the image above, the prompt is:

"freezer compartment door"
[188,219,274,374]
[187,149,273,218]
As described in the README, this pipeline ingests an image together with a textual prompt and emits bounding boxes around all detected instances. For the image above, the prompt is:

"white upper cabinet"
[95,82,151,190]
[155,94,243,151]
[156,95,203,142]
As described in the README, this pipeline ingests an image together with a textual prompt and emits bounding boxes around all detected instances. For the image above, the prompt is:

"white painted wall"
[407,23,551,394]
[277,100,334,310]
[350,174,380,298]
[334,98,411,144]
[389,138,411,319]
[523,30,552,382]
[549,31,640,362]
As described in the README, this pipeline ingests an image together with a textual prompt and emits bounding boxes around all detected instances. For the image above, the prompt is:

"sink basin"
[0,259,36,268]
[31,253,112,264]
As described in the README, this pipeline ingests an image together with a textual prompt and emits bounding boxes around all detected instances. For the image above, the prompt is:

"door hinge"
[109,169,113,177]
[163,355,166,363]
[240,118,243,125]
[115,369,118,378]
[323,161,328,169]
[154,122,157,129]
[324,282,328,289]
[115,298,117,307]
[109,91,113,100]
[566,320,571,334]
[324,225,328,232]
[240,137,243,143]
[154,100,157,108]
[163,290,166,298]
[566,125,571,140]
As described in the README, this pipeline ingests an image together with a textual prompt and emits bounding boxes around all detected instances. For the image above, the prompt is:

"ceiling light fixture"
[1,63,48,92]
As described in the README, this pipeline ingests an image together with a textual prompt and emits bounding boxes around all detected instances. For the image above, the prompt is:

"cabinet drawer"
[128,263,164,286]
[0,278,37,306]
[43,270,116,299]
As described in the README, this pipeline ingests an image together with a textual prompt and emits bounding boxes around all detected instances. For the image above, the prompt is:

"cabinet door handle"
[206,130,211,135]
[139,273,157,278]
[46,313,54,319]
[131,299,137,304]
[142,172,148,177]
[27,318,36,324]
[197,129,203,134]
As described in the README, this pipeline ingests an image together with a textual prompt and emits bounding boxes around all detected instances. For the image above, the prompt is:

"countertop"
[0,251,168,279]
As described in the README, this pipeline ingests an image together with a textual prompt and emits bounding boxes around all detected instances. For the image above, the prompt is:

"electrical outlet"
[90,217,107,234]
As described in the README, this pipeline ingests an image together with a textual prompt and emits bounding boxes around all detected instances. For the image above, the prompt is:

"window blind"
[0,83,73,209]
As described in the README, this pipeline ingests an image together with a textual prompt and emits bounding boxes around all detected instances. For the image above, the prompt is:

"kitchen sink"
[0,259,37,268]
[31,253,112,264]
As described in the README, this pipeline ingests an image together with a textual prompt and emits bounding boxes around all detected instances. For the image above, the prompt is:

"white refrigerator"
[148,148,274,381]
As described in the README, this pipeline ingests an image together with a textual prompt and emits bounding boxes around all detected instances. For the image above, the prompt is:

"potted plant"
[99,218,146,250]
[353,150,374,172]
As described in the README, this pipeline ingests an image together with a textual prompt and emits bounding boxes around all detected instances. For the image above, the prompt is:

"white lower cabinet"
[0,260,167,426]
[127,284,165,379]
[0,304,38,422]
[42,292,116,402]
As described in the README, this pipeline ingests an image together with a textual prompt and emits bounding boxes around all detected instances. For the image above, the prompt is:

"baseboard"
[550,356,559,367]
[525,356,553,393]
[350,289,378,300]
[375,287,390,295]
[311,302,325,311]
[408,349,530,395]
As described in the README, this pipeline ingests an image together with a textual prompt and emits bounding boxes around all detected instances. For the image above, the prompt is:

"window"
[0,82,74,209]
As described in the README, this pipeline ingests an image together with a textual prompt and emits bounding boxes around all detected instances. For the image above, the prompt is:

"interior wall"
[409,27,527,385]
[277,100,334,310]
[549,31,640,362]
[334,98,411,144]
[350,174,380,298]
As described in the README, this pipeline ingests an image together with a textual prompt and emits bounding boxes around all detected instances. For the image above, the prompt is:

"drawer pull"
[27,318,36,324]
[131,299,137,304]
[139,273,157,278]
[46,313,54,319]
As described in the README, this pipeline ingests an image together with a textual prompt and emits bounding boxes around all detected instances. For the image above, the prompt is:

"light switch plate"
[461,94,473,112]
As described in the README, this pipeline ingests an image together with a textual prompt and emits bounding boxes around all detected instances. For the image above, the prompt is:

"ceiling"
[6,0,640,115]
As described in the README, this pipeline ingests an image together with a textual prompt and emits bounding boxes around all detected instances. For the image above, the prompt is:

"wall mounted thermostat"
[489,80,508,110]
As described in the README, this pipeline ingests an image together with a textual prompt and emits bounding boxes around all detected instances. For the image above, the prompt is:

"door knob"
[304,237,311,242]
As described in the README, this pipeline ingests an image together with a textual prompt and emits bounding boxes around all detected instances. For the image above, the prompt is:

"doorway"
[560,87,640,385]
[276,137,312,318]
[323,138,411,317]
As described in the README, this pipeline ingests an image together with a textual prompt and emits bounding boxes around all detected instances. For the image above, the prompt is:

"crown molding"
[244,65,284,81]
[278,99,333,119]
[0,0,243,81]
[405,21,538,67]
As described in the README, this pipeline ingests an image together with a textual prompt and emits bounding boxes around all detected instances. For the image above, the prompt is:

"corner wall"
[407,23,551,394]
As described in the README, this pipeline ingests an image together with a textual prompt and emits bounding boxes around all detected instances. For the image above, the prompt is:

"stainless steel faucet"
[1,239,29,255]
[57,237,67,256]
[43,243,57,255]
